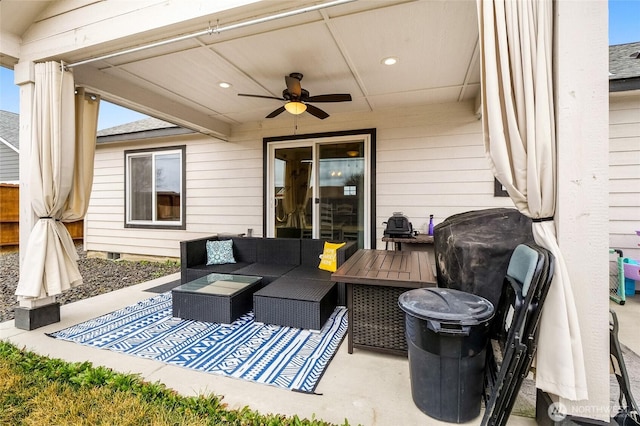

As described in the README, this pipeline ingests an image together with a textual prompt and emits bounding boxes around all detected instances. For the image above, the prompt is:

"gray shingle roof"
[96,117,178,137]
[609,41,640,80]
[0,110,19,149]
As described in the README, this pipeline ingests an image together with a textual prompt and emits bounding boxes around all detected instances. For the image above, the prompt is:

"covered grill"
[383,212,414,238]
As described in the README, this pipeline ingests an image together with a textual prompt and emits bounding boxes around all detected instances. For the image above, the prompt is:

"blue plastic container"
[624,258,638,297]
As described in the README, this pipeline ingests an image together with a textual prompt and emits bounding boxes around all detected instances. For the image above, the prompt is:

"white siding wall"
[373,106,513,239]
[86,101,515,258]
[0,144,19,182]
[185,133,263,234]
[609,91,640,260]
[87,132,266,258]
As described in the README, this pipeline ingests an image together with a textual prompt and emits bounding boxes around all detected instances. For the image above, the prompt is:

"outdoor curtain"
[64,87,100,222]
[16,62,100,300]
[283,160,311,228]
[477,0,588,401]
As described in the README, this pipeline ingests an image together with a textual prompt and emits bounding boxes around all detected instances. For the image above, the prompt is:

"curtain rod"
[66,0,357,68]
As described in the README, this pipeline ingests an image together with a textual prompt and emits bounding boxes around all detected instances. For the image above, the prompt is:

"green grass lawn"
[0,341,351,426]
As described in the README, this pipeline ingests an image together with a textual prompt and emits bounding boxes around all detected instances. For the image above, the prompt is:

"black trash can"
[398,287,495,423]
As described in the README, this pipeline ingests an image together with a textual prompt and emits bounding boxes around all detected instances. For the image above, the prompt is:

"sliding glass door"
[267,134,371,249]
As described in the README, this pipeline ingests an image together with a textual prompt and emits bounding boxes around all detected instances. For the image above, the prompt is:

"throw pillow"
[318,241,346,272]
[206,239,236,265]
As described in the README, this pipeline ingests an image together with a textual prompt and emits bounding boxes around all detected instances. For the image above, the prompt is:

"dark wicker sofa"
[179,235,357,329]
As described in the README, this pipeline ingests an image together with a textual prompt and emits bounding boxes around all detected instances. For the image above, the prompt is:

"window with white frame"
[344,185,357,196]
[125,146,185,229]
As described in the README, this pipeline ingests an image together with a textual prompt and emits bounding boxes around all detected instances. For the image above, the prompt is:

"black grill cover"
[433,208,534,307]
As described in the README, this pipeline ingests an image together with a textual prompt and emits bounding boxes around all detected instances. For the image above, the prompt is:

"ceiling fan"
[238,72,352,120]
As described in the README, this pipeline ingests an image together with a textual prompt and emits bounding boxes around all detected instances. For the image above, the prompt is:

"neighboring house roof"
[96,117,193,143]
[0,110,19,152]
[609,41,640,92]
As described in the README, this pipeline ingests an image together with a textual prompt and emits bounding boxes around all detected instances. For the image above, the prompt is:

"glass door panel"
[273,146,312,239]
[318,142,364,248]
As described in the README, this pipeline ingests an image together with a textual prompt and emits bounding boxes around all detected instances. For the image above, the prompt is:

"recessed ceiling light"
[381,56,398,66]
[218,82,232,89]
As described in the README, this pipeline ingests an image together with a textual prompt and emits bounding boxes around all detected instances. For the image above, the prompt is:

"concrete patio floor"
[1,273,638,426]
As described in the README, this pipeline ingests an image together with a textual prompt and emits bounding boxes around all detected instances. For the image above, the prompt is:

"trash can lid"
[398,287,494,325]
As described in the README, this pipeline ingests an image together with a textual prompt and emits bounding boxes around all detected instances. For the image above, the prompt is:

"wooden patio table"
[331,249,436,356]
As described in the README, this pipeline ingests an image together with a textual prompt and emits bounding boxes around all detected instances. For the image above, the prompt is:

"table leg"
[347,283,354,354]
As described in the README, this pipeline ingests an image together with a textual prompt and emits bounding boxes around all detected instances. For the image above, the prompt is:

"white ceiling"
[0,0,481,135]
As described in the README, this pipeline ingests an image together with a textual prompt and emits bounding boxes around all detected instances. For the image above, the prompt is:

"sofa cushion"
[206,239,236,265]
[300,239,326,267]
[257,238,301,265]
[189,262,251,274]
[229,237,258,263]
[233,263,298,282]
[284,265,332,281]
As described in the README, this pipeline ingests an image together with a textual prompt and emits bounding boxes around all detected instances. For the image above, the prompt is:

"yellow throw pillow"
[318,242,346,272]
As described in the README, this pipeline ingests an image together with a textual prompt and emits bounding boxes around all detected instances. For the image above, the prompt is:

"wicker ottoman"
[253,277,337,330]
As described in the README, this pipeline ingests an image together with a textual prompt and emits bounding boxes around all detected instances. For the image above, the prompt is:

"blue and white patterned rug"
[47,292,347,393]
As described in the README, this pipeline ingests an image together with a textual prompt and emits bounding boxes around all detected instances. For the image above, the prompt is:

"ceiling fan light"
[347,150,359,157]
[284,101,307,115]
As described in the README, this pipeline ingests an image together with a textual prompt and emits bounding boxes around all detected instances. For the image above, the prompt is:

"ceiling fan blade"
[238,93,284,101]
[304,94,352,103]
[266,106,286,118]
[285,75,302,97]
[305,104,329,120]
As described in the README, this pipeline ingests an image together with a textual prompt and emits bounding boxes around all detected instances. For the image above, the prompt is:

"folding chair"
[610,309,639,425]
[482,243,555,426]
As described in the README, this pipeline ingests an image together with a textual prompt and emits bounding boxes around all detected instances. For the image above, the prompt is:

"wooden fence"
[0,184,83,248]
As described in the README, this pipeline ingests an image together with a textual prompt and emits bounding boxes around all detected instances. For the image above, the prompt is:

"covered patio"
[1,271,639,425]
[1,0,612,423]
